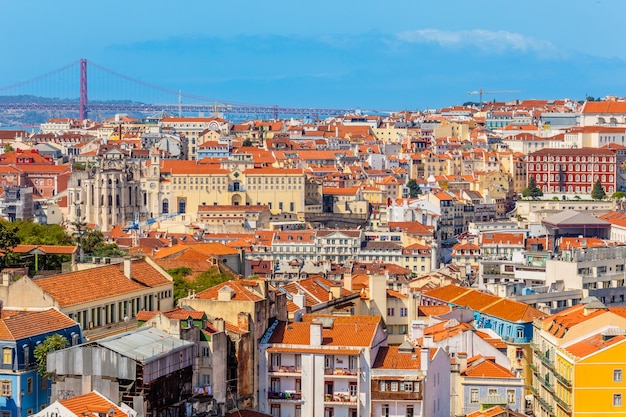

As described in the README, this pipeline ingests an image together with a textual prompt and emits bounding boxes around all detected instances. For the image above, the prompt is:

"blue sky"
[1,0,626,111]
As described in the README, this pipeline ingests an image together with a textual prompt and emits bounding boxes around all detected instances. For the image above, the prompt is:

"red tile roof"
[33,259,171,307]
[59,391,128,417]
[268,315,381,347]
[564,332,626,358]
[423,285,544,323]
[0,308,78,340]
[463,355,516,379]
[372,346,428,369]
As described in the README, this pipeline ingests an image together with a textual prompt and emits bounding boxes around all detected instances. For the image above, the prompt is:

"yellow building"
[146,157,306,223]
[531,300,626,417]
[554,329,626,417]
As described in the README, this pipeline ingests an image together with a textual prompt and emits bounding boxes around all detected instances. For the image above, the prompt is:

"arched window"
[162,199,169,214]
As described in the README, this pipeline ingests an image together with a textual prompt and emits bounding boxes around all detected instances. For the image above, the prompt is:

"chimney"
[123,257,132,279]
[293,292,306,309]
[344,272,353,291]
[237,312,250,331]
[310,322,323,347]
[218,286,234,301]
[423,334,434,348]
[214,318,225,332]
[457,352,468,373]
[329,284,341,300]
[420,347,430,372]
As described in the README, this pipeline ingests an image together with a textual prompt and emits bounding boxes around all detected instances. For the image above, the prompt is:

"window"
[295,406,301,417]
[1,380,10,397]
[406,406,414,417]
[507,389,515,404]
[515,348,524,361]
[401,382,413,392]
[379,381,388,391]
[325,355,334,369]
[270,353,281,368]
[488,388,498,396]
[271,404,281,417]
[400,308,408,317]
[381,404,389,417]
[615,394,623,407]
[470,389,479,404]
[615,369,623,383]
[391,381,398,392]
[27,377,32,395]
[2,349,10,365]
[349,382,357,396]
[387,308,395,316]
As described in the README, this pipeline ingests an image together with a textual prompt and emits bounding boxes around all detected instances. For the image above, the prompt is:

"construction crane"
[124,212,180,247]
[467,89,521,107]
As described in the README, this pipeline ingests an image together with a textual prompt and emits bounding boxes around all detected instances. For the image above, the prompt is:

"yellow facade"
[147,159,306,222]
[569,339,626,416]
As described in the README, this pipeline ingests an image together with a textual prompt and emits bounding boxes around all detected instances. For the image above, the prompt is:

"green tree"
[522,176,543,199]
[406,179,421,198]
[14,221,73,245]
[168,267,193,302]
[3,144,13,153]
[34,334,69,376]
[242,138,253,147]
[612,191,626,200]
[168,266,231,303]
[0,221,19,268]
[80,229,125,258]
[591,179,607,200]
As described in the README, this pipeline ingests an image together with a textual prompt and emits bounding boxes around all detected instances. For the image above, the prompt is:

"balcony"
[324,393,358,405]
[268,391,303,403]
[268,365,302,375]
[535,395,553,413]
[554,371,572,389]
[227,185,246,192]
[324,368,358,377]
[535,351,554,370]
[554,396,572,414]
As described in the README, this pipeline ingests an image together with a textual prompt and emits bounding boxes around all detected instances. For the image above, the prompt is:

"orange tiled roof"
[33,260,171,307]
[463,355,516,379]
[12,244,77,255]
[423,284,544,323]
[267,318,379,348]
[0,308,78,340]
[59,391,129,417]
[195,280,263,302]
[372,346,427,369]
[564,332,626,358]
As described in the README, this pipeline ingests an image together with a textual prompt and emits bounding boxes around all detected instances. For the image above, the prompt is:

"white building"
[258,315,387,417]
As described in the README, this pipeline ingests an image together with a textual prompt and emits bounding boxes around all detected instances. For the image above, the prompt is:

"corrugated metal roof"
[97,327,193,363]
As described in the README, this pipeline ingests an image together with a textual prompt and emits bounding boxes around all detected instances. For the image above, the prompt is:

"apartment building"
[371,342,451,417]
[530,300,626,417]
[258,315,387,417]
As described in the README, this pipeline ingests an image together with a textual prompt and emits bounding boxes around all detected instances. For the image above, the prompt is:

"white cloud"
[397,29,558,55]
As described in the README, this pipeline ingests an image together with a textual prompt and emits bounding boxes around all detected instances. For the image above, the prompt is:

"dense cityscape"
[1,96,626,417]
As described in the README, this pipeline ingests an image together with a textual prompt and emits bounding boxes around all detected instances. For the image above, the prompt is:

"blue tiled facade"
[473,311,534,344]
[462,382,523,415]
[0,325,82,417]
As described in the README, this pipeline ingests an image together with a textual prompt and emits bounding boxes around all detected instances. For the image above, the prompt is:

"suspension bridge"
[0,59,354,121]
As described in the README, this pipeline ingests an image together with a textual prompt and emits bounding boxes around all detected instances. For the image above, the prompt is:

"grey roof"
[542,210,610,226]
[97,326,193,363]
